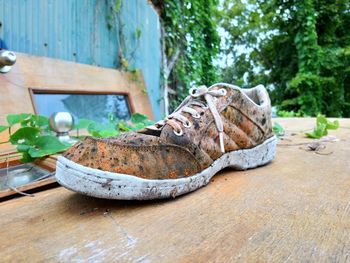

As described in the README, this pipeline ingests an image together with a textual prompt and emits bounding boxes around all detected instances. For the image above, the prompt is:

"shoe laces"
[147,85,227,153]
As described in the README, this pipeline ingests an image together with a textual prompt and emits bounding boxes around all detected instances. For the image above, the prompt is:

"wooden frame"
[0,52,154,152]
[28,88,136,116]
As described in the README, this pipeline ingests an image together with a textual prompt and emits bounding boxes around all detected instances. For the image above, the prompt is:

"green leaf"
[16,144,31,152]
[90,131,102,137]
[9,127,40,144]
[20,151,35,163]
[133,122,148,130]
[115,0,122,12]
[272,122,284,136]
[131,113,149,124]
[305,123,327,139]
[98,130,120,138]
[7,113,31,126]
[20,114,49,130]
[0,125,9,133]
[326,120,339,130]
[306,115,339,138]
[28,136,71,158]
[118,121,134,132]
[32,115,49,127]
[130,113,153,126]
[87,122,119,138]
[316,114,327,125]
[88,122,115,133]
[75,119,95,130]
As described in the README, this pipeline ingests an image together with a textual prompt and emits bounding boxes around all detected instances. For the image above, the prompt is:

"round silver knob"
[49,112,74,134]
[0,50,17,73]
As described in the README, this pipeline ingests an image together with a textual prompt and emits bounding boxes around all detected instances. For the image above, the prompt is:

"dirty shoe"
[55,83,277,200]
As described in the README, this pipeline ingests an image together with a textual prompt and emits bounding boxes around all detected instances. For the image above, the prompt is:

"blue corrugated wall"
[0,0,162,119]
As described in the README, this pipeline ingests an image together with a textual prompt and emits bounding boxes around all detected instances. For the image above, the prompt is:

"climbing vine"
[108,0,142,71]
[158,0,221,112]
[107,0,221,114]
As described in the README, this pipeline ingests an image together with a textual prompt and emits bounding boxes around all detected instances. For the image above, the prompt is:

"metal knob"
[0,50,16,73]
[49,112,76,143]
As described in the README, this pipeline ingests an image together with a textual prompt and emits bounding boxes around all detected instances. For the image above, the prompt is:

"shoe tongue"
[137,125,185,148]
[138,123,175,141]
[137,127,162,137]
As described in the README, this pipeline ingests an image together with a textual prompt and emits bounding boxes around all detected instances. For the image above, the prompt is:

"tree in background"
[219,0,350,117]
[152,0,220,114]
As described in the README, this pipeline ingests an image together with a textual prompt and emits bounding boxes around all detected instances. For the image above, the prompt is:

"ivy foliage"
[0,114,70,162]
[75,113,153,138]
[161,0,221,110]
[1,113,153,162]
[219,0,350,117]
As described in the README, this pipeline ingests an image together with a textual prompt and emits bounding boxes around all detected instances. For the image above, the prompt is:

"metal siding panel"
[120,0,162,119]
[0,0,161,118]
[0,2,3,48]
[3,2,12,49]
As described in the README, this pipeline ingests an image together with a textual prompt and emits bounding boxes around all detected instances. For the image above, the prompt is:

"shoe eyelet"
[183,121,192,128]
[220,89,227,96]
[192,113,201,119]
[173,129,183,136]
[189,87,197,96]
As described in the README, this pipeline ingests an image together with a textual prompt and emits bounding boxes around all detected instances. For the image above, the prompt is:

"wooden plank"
[0,118,349,262]
[0,52,154,151]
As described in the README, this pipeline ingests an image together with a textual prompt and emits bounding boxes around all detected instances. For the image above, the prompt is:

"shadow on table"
[59,167,244,217]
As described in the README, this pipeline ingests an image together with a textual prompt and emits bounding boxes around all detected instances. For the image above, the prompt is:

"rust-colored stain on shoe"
[168,171,178,179]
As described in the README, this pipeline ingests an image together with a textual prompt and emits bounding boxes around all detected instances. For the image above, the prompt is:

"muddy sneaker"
[56,83,277,200]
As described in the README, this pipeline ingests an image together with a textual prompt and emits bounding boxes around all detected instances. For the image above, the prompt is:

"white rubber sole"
[55,136,277,200]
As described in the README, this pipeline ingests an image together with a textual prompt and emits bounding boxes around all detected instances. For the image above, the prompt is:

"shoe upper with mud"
[63,83,274,180]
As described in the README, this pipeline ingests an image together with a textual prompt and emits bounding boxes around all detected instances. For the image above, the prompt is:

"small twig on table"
[314,151,333,155]
[278,142,311,147]
[279,136,338,155]
[8,186,35,197]
[279,137,293,142]
[8,166,34,176]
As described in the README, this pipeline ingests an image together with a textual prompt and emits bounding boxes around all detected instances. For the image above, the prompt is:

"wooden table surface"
[1,118,349,262]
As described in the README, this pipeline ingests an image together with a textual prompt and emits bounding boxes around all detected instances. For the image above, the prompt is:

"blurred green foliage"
[161,0,221,110]
[219,0,350,117]
[272,122,285,136]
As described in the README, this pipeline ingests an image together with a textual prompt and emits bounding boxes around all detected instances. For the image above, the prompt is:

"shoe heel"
[226,135,277,170]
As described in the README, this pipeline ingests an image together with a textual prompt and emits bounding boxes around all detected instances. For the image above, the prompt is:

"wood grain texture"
[0,118,349,262]
[0,53,154,151]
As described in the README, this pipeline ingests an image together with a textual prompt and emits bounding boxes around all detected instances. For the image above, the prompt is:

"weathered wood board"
[0,118,349,262]
[0,53,153,151]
